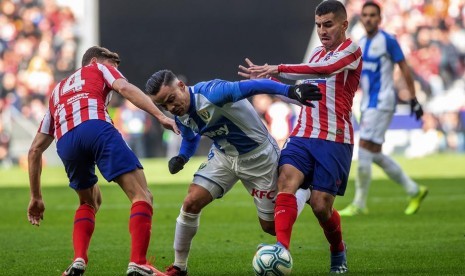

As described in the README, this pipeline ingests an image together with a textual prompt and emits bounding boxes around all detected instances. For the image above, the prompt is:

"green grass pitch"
[0,154,464,275]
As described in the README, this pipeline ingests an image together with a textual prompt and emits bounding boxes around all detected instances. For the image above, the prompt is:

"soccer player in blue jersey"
[145,69,322,276]
[339,1,428,217]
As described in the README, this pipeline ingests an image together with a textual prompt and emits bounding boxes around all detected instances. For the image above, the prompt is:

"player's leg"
[167,183,214,275]
[372,153,428,214]
[88,120,158,275]
[309,139,352,273]
[57,122,104,276]
[168,148,238,275]
[114,169,154,266]
[274,137,311,250]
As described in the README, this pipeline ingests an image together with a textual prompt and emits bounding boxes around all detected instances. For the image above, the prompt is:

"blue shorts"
[279,137,353,196]
[56,120,143,190]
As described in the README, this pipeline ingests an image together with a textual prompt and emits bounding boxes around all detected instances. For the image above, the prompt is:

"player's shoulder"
[378,30,398,42]
[193,79,230,93]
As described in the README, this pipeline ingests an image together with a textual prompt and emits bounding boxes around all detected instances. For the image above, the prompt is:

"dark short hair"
[362,1,381,16]
[145,69,177,95]
[81,46,120,66]
[316,0,347,20]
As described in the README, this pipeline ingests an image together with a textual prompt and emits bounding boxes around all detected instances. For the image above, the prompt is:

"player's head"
[145,69,190,116]
[315,0,348,51]
[81,46,121,67]
[361,1,382,36]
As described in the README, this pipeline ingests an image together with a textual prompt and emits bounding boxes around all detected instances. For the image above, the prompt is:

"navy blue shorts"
[56,120,143,190]
[279,137,353,196]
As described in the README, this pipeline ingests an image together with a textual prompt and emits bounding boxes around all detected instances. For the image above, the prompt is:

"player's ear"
[178,80,186,90]
[90,57,98,64]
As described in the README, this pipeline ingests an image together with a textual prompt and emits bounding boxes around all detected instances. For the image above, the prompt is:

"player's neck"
[366,29,379,39]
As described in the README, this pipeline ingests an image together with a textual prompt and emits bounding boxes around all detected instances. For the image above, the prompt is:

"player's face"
[151,80,189,116]
[361,5,381,36]
[315,12,348,51]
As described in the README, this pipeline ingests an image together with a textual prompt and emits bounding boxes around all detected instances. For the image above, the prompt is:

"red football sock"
[73,204,96,263]
[129,201,153,264]
[319,209,344,253]
[274,193,297,250]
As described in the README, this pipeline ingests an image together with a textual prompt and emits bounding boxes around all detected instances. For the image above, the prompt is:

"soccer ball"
[252,244,293,276]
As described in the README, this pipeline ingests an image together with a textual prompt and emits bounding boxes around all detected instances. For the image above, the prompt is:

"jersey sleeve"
[386,35,405,63]
[278,42,362,80]
[197,79,290,106]
[38,109,55,136]
[97,63,126,88]
[176,117,201,160]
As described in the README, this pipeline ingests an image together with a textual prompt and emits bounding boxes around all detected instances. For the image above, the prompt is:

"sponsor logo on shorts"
[251,189,276,199]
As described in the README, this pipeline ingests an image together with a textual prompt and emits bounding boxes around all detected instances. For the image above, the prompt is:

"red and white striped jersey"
[278,38,362,144]
[38,63,125,140]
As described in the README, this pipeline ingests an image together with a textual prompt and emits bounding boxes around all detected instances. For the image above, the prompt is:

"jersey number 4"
[62,69,85,95]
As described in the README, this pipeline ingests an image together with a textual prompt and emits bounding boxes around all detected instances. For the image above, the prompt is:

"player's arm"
[168,119,201,174]
[207,79,321,107]
[27,132,54,226]
[112,78,180,134]
[251,46,362,79]
[397,60,423,120]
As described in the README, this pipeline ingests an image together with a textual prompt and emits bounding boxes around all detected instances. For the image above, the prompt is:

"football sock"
[319,209,344,253]
[173,208,200,271]
[129,201,153,265]
[295,188,311,216]
[353,147,373,209]
[73,204,95,263]
[274,193,297,250]
[373,153,419,196]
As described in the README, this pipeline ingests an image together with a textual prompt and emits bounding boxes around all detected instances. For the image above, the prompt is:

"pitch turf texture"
[1,154,463,275]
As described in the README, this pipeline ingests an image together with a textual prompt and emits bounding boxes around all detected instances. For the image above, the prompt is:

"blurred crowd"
[1,0,464,167]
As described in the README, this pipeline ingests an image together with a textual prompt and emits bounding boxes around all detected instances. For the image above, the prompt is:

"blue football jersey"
[176,79,290,158]
[359,30,405,112]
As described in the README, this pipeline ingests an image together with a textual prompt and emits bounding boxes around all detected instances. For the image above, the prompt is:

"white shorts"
[359,108,394,144]
[193,136,280,221]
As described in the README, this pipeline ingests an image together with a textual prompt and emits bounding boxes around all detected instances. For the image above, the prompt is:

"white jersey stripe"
[72,100,82,127]
[88,98,98,120]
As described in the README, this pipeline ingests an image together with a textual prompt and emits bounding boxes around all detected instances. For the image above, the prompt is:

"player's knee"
[176,208,200,227]
[310,202,331,221]
[182,196,205,214]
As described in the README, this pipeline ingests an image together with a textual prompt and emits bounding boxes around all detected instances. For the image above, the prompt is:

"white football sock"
[173,208,200,271]
[295,188,311,216]
[353,147,374,209]
[373,153,419,196]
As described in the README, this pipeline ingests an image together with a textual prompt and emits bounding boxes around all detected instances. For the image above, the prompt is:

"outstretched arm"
[27,132,54,226]
[112,78,180,134]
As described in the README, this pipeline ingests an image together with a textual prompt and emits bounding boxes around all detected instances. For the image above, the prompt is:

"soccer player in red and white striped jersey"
[244,1,362,273]
[27,46,178,276]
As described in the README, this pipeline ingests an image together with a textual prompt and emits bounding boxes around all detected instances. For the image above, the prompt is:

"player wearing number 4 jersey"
[242,1,362,273]
[144,69,322,276]
[27,46,178,276]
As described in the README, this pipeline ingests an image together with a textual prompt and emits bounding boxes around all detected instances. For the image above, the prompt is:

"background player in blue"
[339,1,428,217]
[144,69,322,276]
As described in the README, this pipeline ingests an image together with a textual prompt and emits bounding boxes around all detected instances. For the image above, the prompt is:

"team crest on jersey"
[198,109,211,122]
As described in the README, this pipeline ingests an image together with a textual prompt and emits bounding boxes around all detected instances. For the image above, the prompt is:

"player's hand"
[248,64,279,79]
[27,198,45,226]
[410,97,424,120]
[160,116,180,135]
[168,155,187,174]
[238,58,267,79]
[288,83,322,107]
